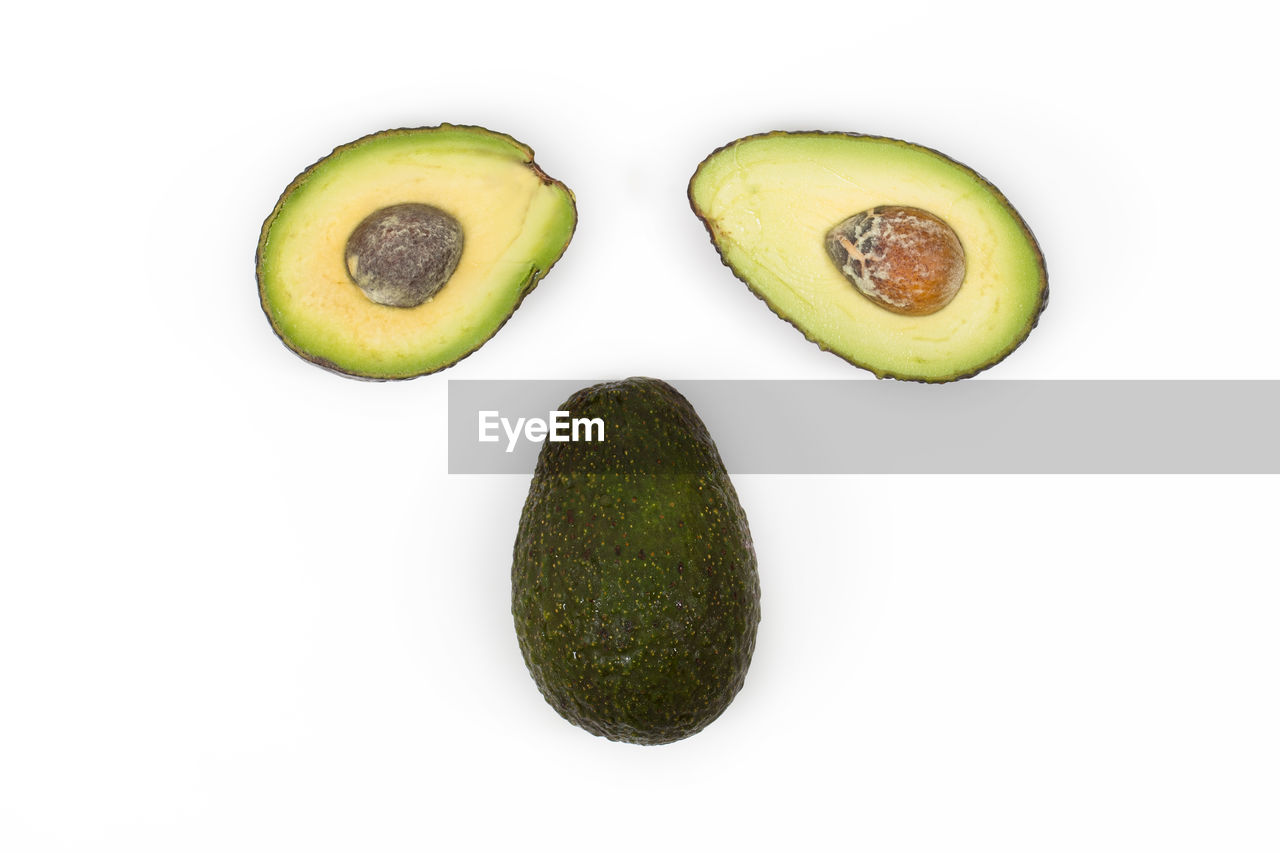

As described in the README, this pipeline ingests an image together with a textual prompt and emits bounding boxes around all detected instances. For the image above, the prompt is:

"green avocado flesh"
[688,132,1047,382]
[512,378,760,745]
[257,125,576,379]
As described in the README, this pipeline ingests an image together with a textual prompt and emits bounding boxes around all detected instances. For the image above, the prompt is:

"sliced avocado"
[257,125,576,379]
[688,131,1047,382]
[512,378,760,745]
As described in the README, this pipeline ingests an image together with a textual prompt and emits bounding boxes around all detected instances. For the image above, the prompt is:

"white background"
[2,1,1277,850]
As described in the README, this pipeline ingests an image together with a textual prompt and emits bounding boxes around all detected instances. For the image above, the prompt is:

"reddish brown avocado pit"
[344,202,463,308]
[825,205,965,317]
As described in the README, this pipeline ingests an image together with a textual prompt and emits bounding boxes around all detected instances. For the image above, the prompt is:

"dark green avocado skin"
[512,378,760,745]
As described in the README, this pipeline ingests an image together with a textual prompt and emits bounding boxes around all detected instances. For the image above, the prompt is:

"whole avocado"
[512,378,760,745]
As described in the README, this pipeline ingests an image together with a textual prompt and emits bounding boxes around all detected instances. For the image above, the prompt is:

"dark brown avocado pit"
[344,203,463,308]
[825,205,965,316]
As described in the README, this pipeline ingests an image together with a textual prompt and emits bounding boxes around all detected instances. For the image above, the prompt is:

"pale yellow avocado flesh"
[689,133,1046,381]
[258,126,576,379]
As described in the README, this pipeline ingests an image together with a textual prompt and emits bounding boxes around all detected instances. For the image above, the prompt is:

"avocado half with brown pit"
[257,125,577,379]
[688,132,1047,382]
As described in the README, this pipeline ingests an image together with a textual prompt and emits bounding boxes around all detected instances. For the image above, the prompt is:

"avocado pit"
[825,205,965,316]
[344,203,463,308]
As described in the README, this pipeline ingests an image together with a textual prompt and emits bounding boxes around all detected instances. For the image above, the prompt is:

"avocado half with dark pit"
[688,131,1047,382]
[257,125,577,379]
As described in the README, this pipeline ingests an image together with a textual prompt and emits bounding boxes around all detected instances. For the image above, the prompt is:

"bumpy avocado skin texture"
[512,378,760,745]
[688,131,1048,383]
[257,124,577,380]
